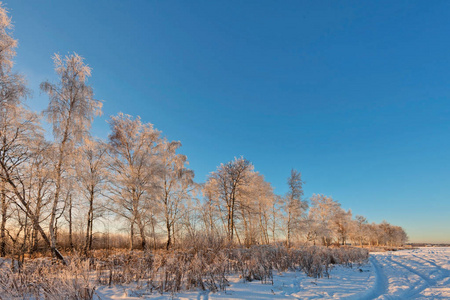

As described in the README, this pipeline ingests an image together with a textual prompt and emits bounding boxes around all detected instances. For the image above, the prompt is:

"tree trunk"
[31,196,42,254]
[227,205,232,242]
[150,218,156,250]
[166,220,171,250]
[287,208,292,248]
[138,221,146,250]
[230,195,236,243]
[68,194,73,251]
[0,183,7,257]
[129,221,134,250]
[84,190,94,255]
[49,157,63,259]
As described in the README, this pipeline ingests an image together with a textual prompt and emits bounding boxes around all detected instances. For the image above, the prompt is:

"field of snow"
[95,247,450,299]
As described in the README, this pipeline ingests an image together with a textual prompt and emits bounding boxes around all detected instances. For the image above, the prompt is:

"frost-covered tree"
[235,173,275,246]
[378,221,408,247]
[253,175,275,245]
[309,194,341,246]
[76,138,107,254]
[205,157,253,243]
[283,169,307,248]
[352,215,368,246]
[158,139,194,249]
[41,53,102,258]
[331,208,352,245]
[0,3,34,257]
[107,113,161,250]
[26,140,54,253]
[201,184,221,236]
[269,195,283,243]
[0,3,26,110]
[0,105,52,257]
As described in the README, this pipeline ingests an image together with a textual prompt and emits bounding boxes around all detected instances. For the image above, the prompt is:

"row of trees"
[203,159,407,248]
[0,4,407,262]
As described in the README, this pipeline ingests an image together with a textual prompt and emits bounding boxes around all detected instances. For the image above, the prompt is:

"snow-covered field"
[95,247,450,299]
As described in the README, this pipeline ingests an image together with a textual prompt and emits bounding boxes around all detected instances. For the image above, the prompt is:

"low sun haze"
[7,0,450,243]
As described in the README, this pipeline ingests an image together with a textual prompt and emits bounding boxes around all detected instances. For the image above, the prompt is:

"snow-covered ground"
[95,247,450,299]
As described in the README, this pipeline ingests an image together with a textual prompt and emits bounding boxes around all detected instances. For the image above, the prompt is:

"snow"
[95,247,450,299]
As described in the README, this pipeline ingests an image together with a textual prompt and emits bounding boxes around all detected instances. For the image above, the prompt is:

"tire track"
[411,254,450,276]
[386,255,436,298]
[363,256,389,300]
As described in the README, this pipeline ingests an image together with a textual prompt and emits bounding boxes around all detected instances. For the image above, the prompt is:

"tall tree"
[352,215,368,246]
[331,208,352,245]
[0,105,55,258]
[205,157,253,243]
[0,3,28,257]
[284,169,307,248]
[41,53,102,258]
[158,139,194,250]
[27,140,53,253]
[108,113,161,250]
[309,194,341,246]
[76,138,107,254]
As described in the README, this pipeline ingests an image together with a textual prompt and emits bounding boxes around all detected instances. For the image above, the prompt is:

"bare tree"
[270,195,283,244]
[0,3,31,257]
[331,208,352,245]
[0,3,26,109]
[201,185,220,236]
[236,172,274,246]
[26,140,53,253]
[107,113,161,250]
[352,215,368,247]
[0,104,59,258]
[158,139,194,249]
[205,157,253,243]
[253,175,274,245]
[76,138,107,254]
[41,53,102,258]
[309,194,341,246]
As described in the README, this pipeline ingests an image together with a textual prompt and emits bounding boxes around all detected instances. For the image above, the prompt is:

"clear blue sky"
[6,0,450,243]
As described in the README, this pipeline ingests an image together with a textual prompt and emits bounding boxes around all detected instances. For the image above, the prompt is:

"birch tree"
[76,138,107,254]
[352,215,368,246]
[237,173,274,246]
[205,157,253,243]
[41,53,102,258]
[0,105,57,258]
[0,3,26,109]
[201,185,220,236]
[108,113,161,250]
[309,194,341,246]
[26,140,53,253]
[331,208,352,245]
[253,175,274,245]
[158,139,194,249]
[0,3,31,257]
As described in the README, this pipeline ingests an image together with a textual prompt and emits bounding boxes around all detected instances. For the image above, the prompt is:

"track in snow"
[370,247,450,299]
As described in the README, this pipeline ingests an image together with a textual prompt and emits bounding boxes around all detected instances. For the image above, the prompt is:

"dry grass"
[0,245,368,299]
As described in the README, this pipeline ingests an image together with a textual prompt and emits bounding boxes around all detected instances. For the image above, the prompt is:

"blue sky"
[6,0,450,243]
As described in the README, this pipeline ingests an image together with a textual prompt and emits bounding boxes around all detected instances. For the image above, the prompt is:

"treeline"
[203,161,407,249]
[0,4,407,263]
